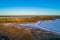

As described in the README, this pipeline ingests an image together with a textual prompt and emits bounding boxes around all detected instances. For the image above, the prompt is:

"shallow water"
[20,19,60,34]
[38,19,60,34]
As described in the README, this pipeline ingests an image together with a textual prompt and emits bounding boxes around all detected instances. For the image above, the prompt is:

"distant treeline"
[0,16,60,23]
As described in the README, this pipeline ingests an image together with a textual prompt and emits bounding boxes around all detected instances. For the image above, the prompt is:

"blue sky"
[0,0,60,15]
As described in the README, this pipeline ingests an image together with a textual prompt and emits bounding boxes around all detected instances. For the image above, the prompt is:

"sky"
[0,0,60,15]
